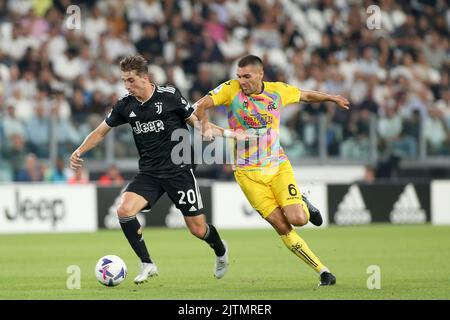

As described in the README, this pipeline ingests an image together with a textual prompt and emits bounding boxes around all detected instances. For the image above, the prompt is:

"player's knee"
[117,203,135,217]
[286,211,308,226]
[296,212,309,226]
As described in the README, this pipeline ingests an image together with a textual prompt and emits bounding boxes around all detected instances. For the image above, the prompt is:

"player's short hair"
[238,55,263,68]
[120,55,148,76]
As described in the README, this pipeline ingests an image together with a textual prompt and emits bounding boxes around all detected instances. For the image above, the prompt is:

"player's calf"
[188,223,207,238]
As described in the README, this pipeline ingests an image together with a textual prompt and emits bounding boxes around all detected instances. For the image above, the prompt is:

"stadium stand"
[0,0,449,182]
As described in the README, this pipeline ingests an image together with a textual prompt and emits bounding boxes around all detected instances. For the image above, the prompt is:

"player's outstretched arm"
[70,120,112,169]
[186,114,255,141]
[185,113,222,139]
[209,123,258,141]
[191,95,216,139]
[192,95,215,122]
[301,90,350,110]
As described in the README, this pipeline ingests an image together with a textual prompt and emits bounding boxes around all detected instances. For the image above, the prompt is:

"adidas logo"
[129,111,136,118]
[335,184,371,225]
[189,205,197,212]
[390,183,426,224]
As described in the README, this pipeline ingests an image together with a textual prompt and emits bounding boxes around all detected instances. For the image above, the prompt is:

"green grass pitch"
[0,224,449,300]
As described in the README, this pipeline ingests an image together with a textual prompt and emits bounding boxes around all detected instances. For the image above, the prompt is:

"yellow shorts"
[234,160,304,218]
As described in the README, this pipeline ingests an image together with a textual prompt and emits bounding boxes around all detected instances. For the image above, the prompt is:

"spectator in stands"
[83,5,108,45]
[25,103,50,158]
[97,164,125,186]
[45,156,68,183]
[0,0,449,176]
[15,153,42,182]
[53,46,83,82]
[189,64,214,101]
[84,66,113,98]
[378,106,403,156]
[424,107,450,155]
[134,23,163,62]
[7,87,34,121]
[3,134,27,179]
[358,165,376,184]
[69,88,90,125]
[0,120,4,158]
[2,104,27,148]
[68,167,89,184]
[52,101,81,157]
[192,29,224,64]
[87,90,108,115]
[435,89,450,128]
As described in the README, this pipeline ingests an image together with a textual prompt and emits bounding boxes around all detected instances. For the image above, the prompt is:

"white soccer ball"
[95,255,127,287]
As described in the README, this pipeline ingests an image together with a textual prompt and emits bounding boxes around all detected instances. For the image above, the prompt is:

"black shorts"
[124,169,204,216]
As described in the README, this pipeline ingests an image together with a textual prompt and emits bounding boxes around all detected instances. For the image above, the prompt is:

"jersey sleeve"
[276,82,302,106]
[105,96,128,127]
[173,89,194,119]
[207,80,236,106]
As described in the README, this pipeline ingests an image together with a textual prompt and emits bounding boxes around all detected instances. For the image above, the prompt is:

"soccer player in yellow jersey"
[194,55,349,286]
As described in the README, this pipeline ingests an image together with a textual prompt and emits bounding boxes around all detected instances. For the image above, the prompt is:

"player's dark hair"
[238,55,263,68]
[120,54,148,76]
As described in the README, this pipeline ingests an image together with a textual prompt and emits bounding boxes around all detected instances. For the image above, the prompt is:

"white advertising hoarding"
[431,180,450,225]
[292,165,365,183]
[212,182,328,229]
[0,184,97,233]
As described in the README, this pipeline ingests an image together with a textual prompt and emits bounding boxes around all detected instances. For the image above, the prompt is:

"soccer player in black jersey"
[70,55,228,284]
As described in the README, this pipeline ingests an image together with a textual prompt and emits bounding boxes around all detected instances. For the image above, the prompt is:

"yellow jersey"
[208,79,301,170]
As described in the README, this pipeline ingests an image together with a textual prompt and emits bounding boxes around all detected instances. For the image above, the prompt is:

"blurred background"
[0,0,449,184]
[2,1,450,299]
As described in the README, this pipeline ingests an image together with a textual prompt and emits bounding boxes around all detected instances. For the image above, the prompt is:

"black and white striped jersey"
[105,85,194,178]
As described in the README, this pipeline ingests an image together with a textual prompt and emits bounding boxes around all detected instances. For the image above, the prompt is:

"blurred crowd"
[0,0,449,182]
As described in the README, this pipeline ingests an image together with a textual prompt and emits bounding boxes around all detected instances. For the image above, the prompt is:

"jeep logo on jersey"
[132,120,164,134]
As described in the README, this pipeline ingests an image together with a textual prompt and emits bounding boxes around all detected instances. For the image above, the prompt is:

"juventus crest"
[155,102,163,114]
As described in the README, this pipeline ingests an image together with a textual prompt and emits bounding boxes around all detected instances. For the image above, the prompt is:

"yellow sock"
[281,229,325,273]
